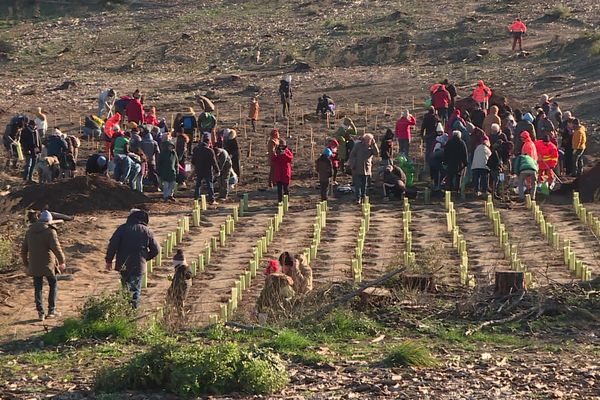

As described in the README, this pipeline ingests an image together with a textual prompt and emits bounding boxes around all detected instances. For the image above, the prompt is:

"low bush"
[42,291,137,345]
[95,342,288,397]
[0,236,15,273]
[548,4,571,19]
[382,341,439,368]
[312,309,380,340]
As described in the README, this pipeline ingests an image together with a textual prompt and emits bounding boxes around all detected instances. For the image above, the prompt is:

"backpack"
[182,115,194,130]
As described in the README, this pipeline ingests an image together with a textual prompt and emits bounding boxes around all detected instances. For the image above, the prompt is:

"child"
[264,259,281,275]
[166,249,192,319]
[315,148,333,201]
[327,139,340,185]
[270,140,293,203]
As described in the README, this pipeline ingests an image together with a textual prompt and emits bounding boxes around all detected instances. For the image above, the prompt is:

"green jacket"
[158,148,178,182]
[513,154,538,174]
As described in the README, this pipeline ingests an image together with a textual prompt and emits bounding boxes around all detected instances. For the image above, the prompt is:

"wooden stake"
[384,97,388,115]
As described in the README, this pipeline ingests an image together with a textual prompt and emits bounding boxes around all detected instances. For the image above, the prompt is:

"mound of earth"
[9,175,150,214]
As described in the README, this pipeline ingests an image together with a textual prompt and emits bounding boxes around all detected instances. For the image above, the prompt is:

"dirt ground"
[0,0,599,398]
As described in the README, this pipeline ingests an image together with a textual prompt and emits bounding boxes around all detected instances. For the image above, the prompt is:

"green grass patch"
[95,342,288,396]
[0,235,15,272]
[382,342,439,367]
[308,309,381,341]
[42,291,137,346]
[19,350,62,365]
[265,329,311,353]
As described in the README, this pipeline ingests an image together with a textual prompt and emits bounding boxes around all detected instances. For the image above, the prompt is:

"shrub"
[95,342,288,397]
[265,329,311,353]
[0,236,15,273]
[382,342,439,368]
[314,309,380,340]
[549,4,571,19]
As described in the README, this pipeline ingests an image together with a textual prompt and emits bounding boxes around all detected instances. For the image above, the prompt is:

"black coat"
[443,136,468,174]
[421,112,440,137]
[20,125,40,156]
[105,210,160,277]
[192,142,220,176]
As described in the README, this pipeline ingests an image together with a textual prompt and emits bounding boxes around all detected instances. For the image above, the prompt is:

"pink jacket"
[395,116,416,140]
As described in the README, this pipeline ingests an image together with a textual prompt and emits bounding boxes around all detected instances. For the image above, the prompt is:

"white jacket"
[471,144,491,170]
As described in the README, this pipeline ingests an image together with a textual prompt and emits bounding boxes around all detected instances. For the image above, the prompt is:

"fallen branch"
[465,306,541,336]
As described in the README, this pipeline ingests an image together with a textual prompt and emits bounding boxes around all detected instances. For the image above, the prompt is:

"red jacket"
[395,116,416,140]
[509,21,527,33]
[145,111,158,126]
[125,99,144,124]
[328,139,340,169]
[271,148,293,184]
[535,140,558,169]
[432,88,451,109]
[473,81,492,103]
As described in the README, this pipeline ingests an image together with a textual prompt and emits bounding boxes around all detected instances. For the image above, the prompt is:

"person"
[224,129,240,179]
[472,80,492,110]
[267,129,280,188]
[97,89,116,117]
[215,147,232,200]
[129,149,146,192]
[539,94,551,115]
[327,139,340,185]
[198,108,217,144]
[45,128,68,171]
[334,118,357,167]
[513,153,538,201]
[470,104,486,129]
[181,107,197,139]
[129,128,143,153]
[509,18,527,51]
[141,130,161,191]
[489,123,501,144]
[442,79,458,114]
[429,133,447,191]
[536,112,556,140]
[192,135,220,205]
[431,84,451,123]
[3,116,25,168]
[547,101,562,129]
[278,75,293,118]
[348,133,379,204]
[421,107,441,161]
[20,120,40,182]
[316,94,335,117]
[471,136,492,197]
[394,110,416,157]
[271,140,293,203]
[125,92,144,124]
[173,113,184,134]
[85,154,108,175]
[112,129,130,156]
[514,112,536,154]
[286,253,313,295]
[535,135,559,184]
[158,140,178,201]
[316,148,333,201]
[483,105,501,136]
[34,107,48,138]
[21,210,66,321]
[446,109,467,138]
[443,130,468,191]
[264,259,281,275]
[144,106,159,126]
[520,131,538,161]
[174,130,190,170]
[83,115,103,139]
[105,209,160,309]
[248,97,260,132]
[560,111,573,175]
[166,249,192,319]
[380,128,394,167]
[114,95,132,118]
[382,164,407,201]
[571,118,586,176]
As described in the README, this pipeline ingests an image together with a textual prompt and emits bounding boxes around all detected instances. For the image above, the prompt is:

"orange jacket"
[535,140,558,169]
[249,100,260,120]
[521,135,538,161]
[572,126,586,150]
[472,81,492,103]
[509,21,527,33]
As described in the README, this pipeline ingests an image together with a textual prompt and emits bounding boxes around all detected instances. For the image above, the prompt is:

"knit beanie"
[173,249,187,267]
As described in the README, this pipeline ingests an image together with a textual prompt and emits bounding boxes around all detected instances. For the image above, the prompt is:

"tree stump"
[494,271,525,296]
[357,287,393,310]
[400,274,435,292]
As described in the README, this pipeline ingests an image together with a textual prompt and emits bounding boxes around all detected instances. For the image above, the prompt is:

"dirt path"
[410,204,461,286]
[362,204,404,281]
[500,205,573,285]
[457,202,512,284]
[541,204,600,279]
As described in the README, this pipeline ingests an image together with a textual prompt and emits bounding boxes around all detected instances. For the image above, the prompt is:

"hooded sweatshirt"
[267,129,280,157]
[520,132,538,161]
[472,81,492,103]
[105,210,160,277]
[535,139,559,170]
[483,106,501,136]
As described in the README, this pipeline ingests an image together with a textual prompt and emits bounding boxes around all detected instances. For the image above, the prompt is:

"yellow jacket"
[572,125,586,150]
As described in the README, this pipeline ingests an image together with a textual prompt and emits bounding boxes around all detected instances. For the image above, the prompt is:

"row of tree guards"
[352,199,371,283]
[212,195,290,324]
[402,198,416,271]
[573,192,600,242]
[445,191,474,287]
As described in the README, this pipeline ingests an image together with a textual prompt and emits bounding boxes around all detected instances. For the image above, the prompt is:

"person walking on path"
[20,120,40,182]
[443,130,468,191]
[21,210,66,321]
[267,129,280,188]
[105,209,160,309]
[158,140,178,201]
[431,85,451,124]
[248,97,260,132]
[224,129,241,179]
[278,76,293,118]
[570,118,586,176]
[348,133,379,204]
[316,148,333,201]
[271,140,294,203]
[192,135,220,205]
[395,110,416,158]
[509,18,527,51]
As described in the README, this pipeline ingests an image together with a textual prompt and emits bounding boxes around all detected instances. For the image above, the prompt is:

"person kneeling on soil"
[85,154,108,176]
[316,94,335,118]
[105,209,160,309]
[288,253,313,296]
[382,164,407,201]
[512,153,538,201]
[21,210,66,321]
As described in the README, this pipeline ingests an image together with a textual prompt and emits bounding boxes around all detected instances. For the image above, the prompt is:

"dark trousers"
[194,173,215,202]
[319,180,330,201]
[34,276,57,314]
[276,182,289,203]
[280,95,290,117]
[353,174,368,201]
[251,119,257,132]
[512,33,523,51]
[120,273,142,309]
[147,163,160,188]
[573,149,585,176]
[563,147,573,174]
[23,154,37,181]
[472,168,489,193]
[436,108,449,124]
[398,139,410,158]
